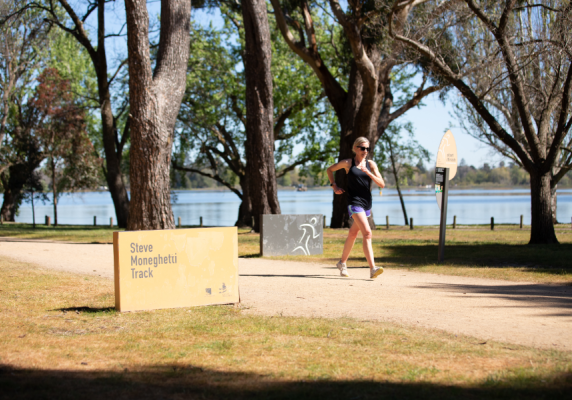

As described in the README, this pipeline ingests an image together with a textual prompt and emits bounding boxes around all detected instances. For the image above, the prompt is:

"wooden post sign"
[113,227,239,312]
[435,130,458,263]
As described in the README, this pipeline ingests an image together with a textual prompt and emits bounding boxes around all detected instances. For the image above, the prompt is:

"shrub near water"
[1,258,571,399]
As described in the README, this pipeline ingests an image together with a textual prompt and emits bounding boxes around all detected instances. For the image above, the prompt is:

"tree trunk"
[551,183,558,224]
[125,0,192,231]
[100,93,130,228]
[242,0,281,233]
[31,191,36,229]
[235,175,253,228]
[0,178,22,222]
[529,172,558,244]
[0,187,20,222]
[0,136,44,221]
[95,0,130,229]
[51,157,58,227]
[389,144,408,226]
[392,169,408,226]
[0,166,26,221]
[331,62,386,228]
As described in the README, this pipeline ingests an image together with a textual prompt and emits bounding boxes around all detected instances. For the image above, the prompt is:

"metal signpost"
[435,130,458,263]
[436,167,449,262]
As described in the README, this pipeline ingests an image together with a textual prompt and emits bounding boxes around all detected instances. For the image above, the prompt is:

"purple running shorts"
[348,205,371,219]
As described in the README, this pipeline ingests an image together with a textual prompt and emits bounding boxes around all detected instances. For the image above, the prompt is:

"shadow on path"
[416,282,572,315]
[240,274,371,282]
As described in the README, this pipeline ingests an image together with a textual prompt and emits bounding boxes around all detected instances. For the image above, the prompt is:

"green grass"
[0,223,118,243]
[1,258,571,399]
[2,222,572,283]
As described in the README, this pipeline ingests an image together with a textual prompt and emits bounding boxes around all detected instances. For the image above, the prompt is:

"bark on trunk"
[0,186,20,222]
[242,0,281,233]
[529,172,558,244]
[125,0,192,230]
[51,157,58,226]
[100,90,130,228]
[235,175,253,228]
[31,191,36,229]
[551,183,558,224]
[0,162,39,221]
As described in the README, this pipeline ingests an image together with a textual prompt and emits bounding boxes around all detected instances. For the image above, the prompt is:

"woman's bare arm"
[326,159,350,194]
[357,160,385,188]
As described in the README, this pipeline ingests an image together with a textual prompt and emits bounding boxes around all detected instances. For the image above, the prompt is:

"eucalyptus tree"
[0,1,51,220]
[174,15,337,227]
[124,0,192,230]
[269,0,444,227]
[239,0,281,232]
[390,0,572,244]
[0,1,50,153]
[13,0,132,228]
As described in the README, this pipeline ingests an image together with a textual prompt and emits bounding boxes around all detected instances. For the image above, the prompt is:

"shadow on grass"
[0,364,570,400]
[375,243,572,275]
[241,253,261,258]
[53,307,116,314]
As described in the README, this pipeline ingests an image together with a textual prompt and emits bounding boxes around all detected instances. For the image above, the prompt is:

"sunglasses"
[357,146,370,152]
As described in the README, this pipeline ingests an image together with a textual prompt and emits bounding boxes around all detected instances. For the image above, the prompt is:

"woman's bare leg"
[340,220,360,263]
[351,212,375,269]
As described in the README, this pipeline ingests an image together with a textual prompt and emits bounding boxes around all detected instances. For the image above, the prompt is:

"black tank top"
[347,158,372,210]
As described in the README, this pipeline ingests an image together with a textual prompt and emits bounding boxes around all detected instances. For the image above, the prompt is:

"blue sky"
[87,1,497,168]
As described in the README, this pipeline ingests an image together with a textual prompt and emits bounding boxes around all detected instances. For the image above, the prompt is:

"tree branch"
[328,0,377,90]
[388,9,536,171]
[387,82,444,125]
[269,0,346,117]
[465,0,541,160]
[276,151,330,178]
[545,64,572,172]
[172,162,243,199]
[108,58,128,85]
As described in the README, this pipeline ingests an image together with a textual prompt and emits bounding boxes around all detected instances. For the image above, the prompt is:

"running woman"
[326,137,385,279]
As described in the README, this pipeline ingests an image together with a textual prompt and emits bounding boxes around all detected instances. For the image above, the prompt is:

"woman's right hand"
[333,183,345,195]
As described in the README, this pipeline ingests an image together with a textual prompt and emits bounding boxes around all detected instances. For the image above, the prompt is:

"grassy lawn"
[1,259,571,399]
[1,223,572,283]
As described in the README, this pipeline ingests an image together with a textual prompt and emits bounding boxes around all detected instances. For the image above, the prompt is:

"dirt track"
[1,237,570,350]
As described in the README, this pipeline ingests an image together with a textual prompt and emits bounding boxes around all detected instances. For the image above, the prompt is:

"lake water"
[4,188,572,226]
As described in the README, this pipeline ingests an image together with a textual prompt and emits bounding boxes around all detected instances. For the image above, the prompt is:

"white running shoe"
[370,266,384,279]
[336,260,349,277]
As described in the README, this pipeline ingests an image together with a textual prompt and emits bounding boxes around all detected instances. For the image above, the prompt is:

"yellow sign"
[113,227,239,312]
[436,130,458,179]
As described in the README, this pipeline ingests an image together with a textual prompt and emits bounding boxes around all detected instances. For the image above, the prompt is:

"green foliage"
[175,9,338,193]
[44,28,102,156]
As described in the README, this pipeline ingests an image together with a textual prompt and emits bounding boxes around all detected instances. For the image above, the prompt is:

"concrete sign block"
[261,214,323,256]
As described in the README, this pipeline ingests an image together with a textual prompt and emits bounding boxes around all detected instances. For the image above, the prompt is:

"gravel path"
[1,237,570,350]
